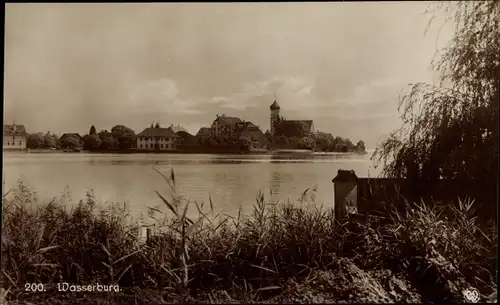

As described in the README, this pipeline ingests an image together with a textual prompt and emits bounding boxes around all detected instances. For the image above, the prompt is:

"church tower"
[270,98,280,136]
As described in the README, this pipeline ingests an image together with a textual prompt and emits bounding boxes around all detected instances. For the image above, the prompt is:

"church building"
[270,100,315,138]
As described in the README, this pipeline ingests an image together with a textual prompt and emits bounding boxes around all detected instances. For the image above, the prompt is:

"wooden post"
[332,170,358,223]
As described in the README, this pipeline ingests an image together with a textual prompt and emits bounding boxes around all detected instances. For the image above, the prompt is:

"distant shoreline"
[7,148,368,156]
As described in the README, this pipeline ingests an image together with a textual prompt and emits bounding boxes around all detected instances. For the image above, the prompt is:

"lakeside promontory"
[7,99,367,155]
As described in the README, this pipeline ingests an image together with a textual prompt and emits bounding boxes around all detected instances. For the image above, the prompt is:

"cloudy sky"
[4,3,454,148]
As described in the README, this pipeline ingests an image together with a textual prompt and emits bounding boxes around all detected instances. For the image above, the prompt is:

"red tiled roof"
[4,124,27,136]
[138,127,177,138]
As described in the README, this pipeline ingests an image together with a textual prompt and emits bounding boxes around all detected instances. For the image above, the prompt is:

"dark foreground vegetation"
[1,178,498,304]
[373,0,499,203]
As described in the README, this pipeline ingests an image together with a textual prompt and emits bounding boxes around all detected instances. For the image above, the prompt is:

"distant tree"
[101,137,115,151]
[356,140,366,153]
[288,136,301,148]
[274,135,290,146]
[26,133,44,149]
[240,139,251,151]
[51,133,60,148]
[264,130,272,142]
[332,136,343,149]
[98,130,115,151]
[373,0,499,199]
[43,132,57,148]
[297,136,316,150]
[328,136,357,152]
[111,125,136,150]
[59,135,81,149]
[98,130,109,137]
[315,133,334,151]
[151,123,154,128]
[89,125,97,135]
[207,135,220,146]
[343,138,354,148]
[155,122,160,128]
[83,134,102,151]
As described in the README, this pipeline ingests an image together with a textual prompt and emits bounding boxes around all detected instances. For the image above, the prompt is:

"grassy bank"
[1,174,497,304]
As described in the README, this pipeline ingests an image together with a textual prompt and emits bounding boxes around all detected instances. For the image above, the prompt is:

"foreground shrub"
[1,176,497,303]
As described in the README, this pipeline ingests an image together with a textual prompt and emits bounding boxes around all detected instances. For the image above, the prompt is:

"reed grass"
[1,171,497,304]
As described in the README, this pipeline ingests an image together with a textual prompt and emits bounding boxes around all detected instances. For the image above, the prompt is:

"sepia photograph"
[2,2,498,304]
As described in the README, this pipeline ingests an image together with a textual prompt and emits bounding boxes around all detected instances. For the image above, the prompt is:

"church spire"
[270,99,280,110]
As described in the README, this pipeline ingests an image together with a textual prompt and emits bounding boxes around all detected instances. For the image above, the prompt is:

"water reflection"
[3,153,378,219]
[4,152,371,166]
[270,171,283,197]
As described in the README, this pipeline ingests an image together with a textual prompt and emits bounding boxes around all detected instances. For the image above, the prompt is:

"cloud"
[128,78,203,115]
[203,75,316,111]
[337,77,404,106]
[244,76,314,95]
[120,75,319,134]
[127,75,316,116]
[329,77,407,120]
[125,74,402,129]
[3,2,455,146]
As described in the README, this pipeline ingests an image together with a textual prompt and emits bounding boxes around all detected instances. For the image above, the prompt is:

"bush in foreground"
[1,175,497,304]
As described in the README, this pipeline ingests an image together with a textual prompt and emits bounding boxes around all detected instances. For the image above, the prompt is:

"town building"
[270,100,315,138]
[137,124,178,151]
[176,130,197,145]
[196,127,212,139]
[211,114,243,138]
[3,123,27,150]
[175,130,198,151]
[237,121,268,148]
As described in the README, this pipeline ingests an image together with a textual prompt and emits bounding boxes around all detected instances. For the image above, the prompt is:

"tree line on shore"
[268,132,366,153]
[26,124,136,151]
[26,123,366,153]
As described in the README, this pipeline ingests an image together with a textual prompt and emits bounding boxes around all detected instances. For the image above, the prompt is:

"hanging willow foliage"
[373,1,499,198]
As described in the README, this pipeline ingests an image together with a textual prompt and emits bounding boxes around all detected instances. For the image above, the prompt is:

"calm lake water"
[2,152,380,221]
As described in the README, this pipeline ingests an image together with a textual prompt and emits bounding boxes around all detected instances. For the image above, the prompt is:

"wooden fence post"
[140,224,156,243]
[332,170,359,223]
